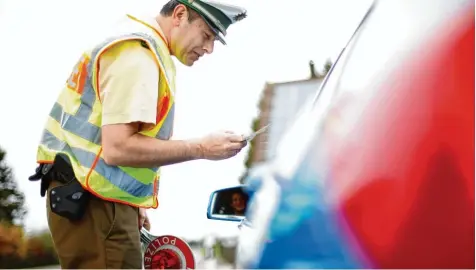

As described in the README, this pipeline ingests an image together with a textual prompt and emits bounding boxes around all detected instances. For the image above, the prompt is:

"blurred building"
[250,61,325,164]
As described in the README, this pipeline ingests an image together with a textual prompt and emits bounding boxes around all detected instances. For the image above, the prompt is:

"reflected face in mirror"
[231,192,246,215]
[210,186,250,218]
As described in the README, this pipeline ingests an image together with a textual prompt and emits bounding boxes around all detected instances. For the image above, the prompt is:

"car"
[207,0,475,268]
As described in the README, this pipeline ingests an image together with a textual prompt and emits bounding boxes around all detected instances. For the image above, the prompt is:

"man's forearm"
[103,133,203,168]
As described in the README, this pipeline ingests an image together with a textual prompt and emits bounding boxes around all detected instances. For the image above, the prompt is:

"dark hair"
[160,0,200,22]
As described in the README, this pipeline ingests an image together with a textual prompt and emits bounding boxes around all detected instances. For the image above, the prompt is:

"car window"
[271,24,364,179]
[269,3,374,166]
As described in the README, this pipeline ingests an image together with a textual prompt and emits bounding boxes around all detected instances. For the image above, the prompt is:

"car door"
[238,0,474,268]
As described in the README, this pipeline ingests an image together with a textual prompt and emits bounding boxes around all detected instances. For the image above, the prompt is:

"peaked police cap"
[176,0,247,45]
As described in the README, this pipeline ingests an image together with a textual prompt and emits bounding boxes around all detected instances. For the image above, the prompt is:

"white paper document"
[244,124,270,142]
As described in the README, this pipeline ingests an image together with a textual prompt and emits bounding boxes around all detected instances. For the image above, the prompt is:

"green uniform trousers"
[46,180,143,269]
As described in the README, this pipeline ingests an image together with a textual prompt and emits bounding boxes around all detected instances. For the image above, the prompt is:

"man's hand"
[196,131,247,160]
[139,208,151,231]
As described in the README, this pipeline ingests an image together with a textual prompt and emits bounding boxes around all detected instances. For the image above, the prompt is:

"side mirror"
[207,185,250,222]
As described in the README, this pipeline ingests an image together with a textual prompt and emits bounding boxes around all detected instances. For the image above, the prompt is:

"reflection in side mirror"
[207,185,250,222]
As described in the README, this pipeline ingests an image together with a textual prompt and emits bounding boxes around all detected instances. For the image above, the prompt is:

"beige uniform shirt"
[98,17,165,128]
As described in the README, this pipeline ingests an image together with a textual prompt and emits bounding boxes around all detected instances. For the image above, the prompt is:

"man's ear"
[171,4,188,26]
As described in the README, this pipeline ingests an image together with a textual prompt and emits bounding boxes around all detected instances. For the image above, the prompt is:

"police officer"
[29,0,248,268]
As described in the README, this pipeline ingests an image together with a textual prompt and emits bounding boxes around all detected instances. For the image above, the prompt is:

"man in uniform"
[29,0,248,268]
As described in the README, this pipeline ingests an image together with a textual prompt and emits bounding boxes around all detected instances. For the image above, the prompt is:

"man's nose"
[204,40,214,54]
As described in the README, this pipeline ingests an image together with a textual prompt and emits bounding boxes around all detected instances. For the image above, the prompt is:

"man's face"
[170,7,216,66]
[231,193,245,212]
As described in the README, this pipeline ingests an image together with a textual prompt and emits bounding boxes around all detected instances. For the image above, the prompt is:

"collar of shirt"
[126,13,170,48]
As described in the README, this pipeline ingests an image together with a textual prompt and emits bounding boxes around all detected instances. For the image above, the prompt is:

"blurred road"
[193,247,234,269]
[28,248,234,269]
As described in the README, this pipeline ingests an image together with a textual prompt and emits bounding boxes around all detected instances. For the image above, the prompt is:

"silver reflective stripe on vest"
[50,102,102,144]
[42,130,155,197]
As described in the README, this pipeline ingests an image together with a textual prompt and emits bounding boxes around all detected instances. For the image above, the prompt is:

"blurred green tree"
[323,58,333,75]
[238,117,260,184]
[0,146,26,226]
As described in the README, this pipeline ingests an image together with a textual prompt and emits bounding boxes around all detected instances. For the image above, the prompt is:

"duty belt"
[28,154,75,197]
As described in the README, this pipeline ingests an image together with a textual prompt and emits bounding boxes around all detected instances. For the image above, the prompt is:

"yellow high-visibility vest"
[36,15,176,208]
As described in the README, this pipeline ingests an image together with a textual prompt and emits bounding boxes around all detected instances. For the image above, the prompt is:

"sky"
[0,0,372,239]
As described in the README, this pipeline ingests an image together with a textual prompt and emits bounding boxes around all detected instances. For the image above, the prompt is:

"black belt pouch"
[48,154,91,221]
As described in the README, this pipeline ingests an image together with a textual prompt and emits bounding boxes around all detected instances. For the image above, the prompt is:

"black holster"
[29,154,90,221]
